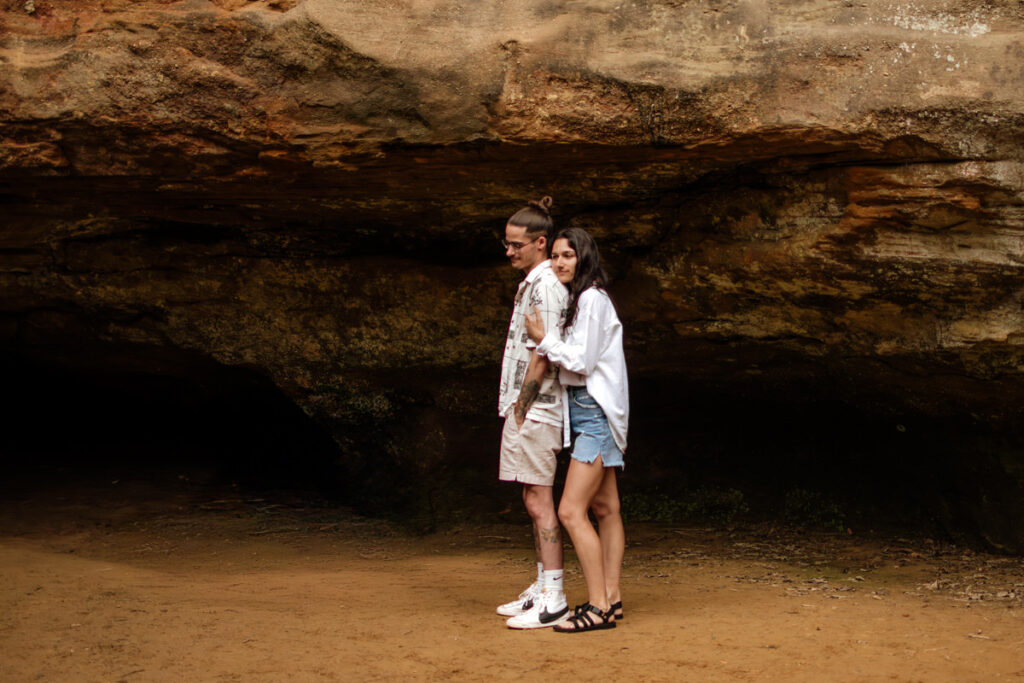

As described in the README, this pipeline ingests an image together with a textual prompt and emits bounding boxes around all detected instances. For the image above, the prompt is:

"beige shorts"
[498,415,562,486]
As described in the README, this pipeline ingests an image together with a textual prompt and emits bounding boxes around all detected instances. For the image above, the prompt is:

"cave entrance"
[627,370,1024,552]
[3,343,1023,552]
[0,349,342,502]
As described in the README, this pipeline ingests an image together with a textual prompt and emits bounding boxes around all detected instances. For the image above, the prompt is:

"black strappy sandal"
[610,600,623,621]
[553,602,616,633]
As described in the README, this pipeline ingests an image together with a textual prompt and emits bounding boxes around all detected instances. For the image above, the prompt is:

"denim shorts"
[568,385,624,468]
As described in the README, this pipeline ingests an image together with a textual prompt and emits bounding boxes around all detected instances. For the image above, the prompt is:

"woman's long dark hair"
[552,227,609,333]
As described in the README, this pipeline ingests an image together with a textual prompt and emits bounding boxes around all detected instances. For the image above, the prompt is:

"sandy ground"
[1,466,1023,682]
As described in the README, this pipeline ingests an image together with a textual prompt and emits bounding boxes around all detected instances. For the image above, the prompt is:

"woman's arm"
[536,290,605,376]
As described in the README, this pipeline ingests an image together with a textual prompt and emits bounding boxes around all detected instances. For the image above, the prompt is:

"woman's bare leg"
[591,468,624,608]
[557,456,609,612]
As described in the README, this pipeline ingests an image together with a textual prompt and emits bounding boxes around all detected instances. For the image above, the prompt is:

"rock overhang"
[4,0,1024,547]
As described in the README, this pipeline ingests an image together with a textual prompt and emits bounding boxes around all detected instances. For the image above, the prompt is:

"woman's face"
[551,238,577,285]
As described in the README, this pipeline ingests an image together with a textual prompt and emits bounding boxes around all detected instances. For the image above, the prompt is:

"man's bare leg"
[523,484,562,570]
[503,482,569,627]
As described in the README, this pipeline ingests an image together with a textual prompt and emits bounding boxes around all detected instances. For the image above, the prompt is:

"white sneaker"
[506,589,569,629]
[496,581,542,617]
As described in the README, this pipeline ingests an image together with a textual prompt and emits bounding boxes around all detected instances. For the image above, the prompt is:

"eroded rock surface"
[3,0,1024,547]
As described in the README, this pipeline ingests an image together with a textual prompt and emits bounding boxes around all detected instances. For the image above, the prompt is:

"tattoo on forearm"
[539,525,562,545]
[516,380,541,420]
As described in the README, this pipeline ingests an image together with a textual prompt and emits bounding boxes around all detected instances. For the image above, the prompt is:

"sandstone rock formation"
[3,0,1024,547]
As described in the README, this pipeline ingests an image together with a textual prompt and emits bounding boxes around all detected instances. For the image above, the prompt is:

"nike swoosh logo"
[538,606,568,624]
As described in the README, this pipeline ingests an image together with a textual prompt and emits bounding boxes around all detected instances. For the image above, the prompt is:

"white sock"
[542,569,564,593]
[536,562,544,586]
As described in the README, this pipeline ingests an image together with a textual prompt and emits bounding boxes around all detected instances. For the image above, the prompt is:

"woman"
[524,227,628,633]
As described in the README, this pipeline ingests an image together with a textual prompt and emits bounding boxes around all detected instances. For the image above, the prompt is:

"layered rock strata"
[3,0,1024,546]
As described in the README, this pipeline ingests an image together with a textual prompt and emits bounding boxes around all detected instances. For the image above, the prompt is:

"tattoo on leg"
[532,525,541,555]
[539,525,562,545]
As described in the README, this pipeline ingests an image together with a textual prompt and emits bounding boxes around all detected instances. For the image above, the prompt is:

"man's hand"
[524,305,546,344]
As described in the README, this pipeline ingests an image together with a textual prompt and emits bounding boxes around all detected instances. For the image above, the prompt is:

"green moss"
[782,488,846,532]
[622,487,749,524]
[312,382,396,422]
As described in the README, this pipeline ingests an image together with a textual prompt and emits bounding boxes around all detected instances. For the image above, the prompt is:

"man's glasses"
[501,237,540,251]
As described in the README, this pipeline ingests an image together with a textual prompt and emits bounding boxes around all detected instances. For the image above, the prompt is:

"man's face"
[504,223,546,272]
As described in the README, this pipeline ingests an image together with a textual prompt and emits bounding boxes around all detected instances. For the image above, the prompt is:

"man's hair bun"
[528,196,553,215]
[508,196,555,236]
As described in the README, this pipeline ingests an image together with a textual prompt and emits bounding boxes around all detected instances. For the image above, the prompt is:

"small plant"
[621,492,683,523]
[682,487,750,524]
[622,487,749,525]
[782,488,845,532]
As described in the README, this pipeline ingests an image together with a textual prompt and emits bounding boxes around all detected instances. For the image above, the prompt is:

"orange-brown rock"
[3,1,1024,548]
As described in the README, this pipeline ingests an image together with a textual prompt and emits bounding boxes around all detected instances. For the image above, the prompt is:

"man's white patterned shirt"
[498,260,568,427]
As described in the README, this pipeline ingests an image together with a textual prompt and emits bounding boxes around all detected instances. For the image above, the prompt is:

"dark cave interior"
[3,141,1024,552]
[3,346,1022,553]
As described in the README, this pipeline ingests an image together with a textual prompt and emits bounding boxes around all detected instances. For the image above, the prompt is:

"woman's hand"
[524,305,546,344]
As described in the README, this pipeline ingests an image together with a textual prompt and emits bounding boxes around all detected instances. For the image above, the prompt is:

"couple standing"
[495,197,629,633]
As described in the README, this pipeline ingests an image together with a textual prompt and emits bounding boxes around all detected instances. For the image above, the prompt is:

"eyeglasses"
[501,237,540,251]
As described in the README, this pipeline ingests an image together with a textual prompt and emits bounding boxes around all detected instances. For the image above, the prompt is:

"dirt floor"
[1,465,1023,682]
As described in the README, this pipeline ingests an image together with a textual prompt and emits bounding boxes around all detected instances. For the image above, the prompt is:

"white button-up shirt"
[537,287,629,452]
[498,260,568,428]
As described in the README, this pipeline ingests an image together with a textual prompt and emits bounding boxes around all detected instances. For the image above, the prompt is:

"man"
[495,197,570,629]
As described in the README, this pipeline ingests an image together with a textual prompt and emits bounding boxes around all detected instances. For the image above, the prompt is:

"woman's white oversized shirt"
[536,287,629,452]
